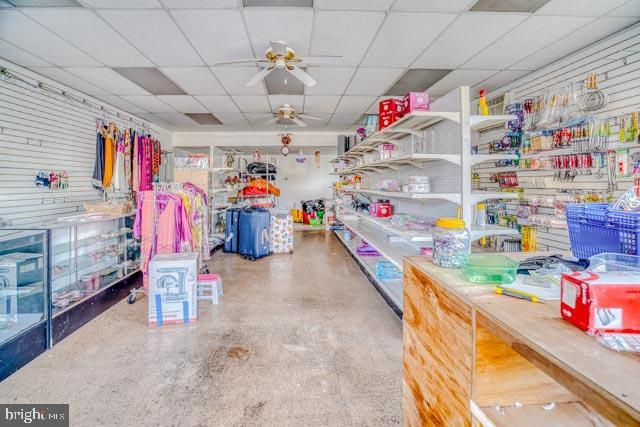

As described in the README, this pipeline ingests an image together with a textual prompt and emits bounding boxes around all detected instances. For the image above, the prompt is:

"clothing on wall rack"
[133,181,210,288]
[92,120,162,197]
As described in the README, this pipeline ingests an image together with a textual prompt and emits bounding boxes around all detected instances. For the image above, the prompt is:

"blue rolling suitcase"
[224,208,241,253]
[238,208,271,260]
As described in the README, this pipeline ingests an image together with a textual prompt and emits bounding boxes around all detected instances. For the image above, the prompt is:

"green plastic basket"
[461,254,518,284]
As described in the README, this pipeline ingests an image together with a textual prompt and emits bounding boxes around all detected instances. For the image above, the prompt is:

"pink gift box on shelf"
[403,92,429,114]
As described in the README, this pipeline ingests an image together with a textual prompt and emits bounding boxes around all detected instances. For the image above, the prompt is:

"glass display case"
[0,213,141,380]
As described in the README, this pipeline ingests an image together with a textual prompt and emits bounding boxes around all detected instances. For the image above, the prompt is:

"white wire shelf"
[340,188,461,204]
[470,115,517,132]
[338,205,433,243]
[208,167,237,173]
[331,153,462,175]
[469,153,519,167]
[468,191,520,205]
[470,224,520,240]
[337,216,420,270]
[209,188,234,193]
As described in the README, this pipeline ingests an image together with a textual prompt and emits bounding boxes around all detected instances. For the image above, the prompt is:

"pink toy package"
[403,92,429,114]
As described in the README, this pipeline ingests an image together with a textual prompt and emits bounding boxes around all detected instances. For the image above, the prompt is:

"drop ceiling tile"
[23,9,152,67]
[65,67,149,95]
[311,11,385,66]
[231,95,270,112]
[470,70,530,95]
[211,66,265,95]
[334,96,377,114]
[162,0,238,7]
[0,39,51,66]
[328,112,361,125]
[28,66,110,95]
[304,67,355,95]
[315,0,392,10]
[97,10,202,66]
[303,96,340,113]
[427,69,497,96]
[157,95,208,113]
[243,9,313,56]
[412,12,528,69]
[122,95,177,113]
[195,95,240,112]
[463,15,593,69]
[156,113,200,127]
[268,95,304,111]
[300,113,331,126]
[0,1,12,6]
[344,68,403,95]
[392,0,476,12]
[362,12,457,67]
[212,112,248,125]
[536,0,628,16]
[609,0,640,16]
[136,113,173,129]
[171,10,252,66]
[83,0,160,7]
[0,10,100,66]
[514,16,639,70]
[159,67,225,95]
[96,95,149,114]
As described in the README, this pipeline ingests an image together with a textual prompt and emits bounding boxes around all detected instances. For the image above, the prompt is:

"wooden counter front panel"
[403,262,473,426]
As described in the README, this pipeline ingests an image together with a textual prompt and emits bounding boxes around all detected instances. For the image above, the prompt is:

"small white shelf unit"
[331,86,519,277]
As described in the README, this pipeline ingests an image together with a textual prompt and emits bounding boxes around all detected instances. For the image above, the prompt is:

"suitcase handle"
[261,228,269,244]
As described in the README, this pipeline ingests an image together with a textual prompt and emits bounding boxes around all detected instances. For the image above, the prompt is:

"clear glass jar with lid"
[432,218,470,268]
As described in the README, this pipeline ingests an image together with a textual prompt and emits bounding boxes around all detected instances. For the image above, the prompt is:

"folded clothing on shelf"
[356,241,380,256]
[375,260,402,280]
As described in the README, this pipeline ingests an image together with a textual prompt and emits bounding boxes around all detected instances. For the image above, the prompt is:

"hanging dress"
[102,123,115,188]
[112,132,127,192]
[124,128,132,192]
[132,132,140,195]
[92,125,105,189]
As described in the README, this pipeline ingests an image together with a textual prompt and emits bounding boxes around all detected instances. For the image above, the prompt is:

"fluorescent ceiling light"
[265,68,305,95]
[386,69,452,96]
[242,0,313,7]
[113,68,186,95]
[4,0,81,6]
[470,0,551,13]
[185,113,222,125]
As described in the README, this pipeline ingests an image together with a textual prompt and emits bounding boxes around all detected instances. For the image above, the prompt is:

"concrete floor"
[0,230,402,426]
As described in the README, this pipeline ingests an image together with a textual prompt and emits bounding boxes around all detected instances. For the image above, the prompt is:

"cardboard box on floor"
[148,252,198,326]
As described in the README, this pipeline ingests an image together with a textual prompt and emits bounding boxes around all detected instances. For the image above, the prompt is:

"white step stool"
[197,274,223,304]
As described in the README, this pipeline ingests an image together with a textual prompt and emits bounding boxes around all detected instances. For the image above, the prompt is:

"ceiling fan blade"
[249,114,276,119]
[265,117,279,124]
[291,117,307,127]
[298,114,323,121]
[298,55,343,65]
[246,66,275,87]
[286,65,317,87]
[270,40,288,56]
[213,58,268,65]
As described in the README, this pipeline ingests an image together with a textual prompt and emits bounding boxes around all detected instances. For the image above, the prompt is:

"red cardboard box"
[403,92,429,114]
[560,271,640,333]
[379,99,404,130]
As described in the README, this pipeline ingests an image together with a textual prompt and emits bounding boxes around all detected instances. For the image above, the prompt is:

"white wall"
[277,154,334,209]
[0,59,171,225]
[172,131,339,209]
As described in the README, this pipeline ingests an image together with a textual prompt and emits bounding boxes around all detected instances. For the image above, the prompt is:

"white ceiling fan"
[254,104,322,128]
[213,41,342,88]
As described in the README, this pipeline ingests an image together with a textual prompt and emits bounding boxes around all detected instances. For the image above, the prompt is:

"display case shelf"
[338,206,433,243]
[469,191,520,205]
[470,115,516,132]
[469,154,519,167]
[340,188,461,204]
[337,216,419,270]
[471,224,519,240]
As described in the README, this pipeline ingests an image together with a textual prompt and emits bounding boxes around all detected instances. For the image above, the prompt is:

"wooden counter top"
[404,255,640,426]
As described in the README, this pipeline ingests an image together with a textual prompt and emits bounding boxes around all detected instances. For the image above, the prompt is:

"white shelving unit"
[331,86,519,281]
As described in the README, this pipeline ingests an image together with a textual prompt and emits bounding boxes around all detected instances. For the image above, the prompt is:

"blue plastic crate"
[567,203,640,258]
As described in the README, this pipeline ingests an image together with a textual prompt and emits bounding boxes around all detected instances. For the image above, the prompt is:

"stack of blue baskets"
[567,203,640,259]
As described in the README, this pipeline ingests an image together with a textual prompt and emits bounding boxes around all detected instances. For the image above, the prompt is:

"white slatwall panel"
[476,23,640,252]
[0,59,171,226]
